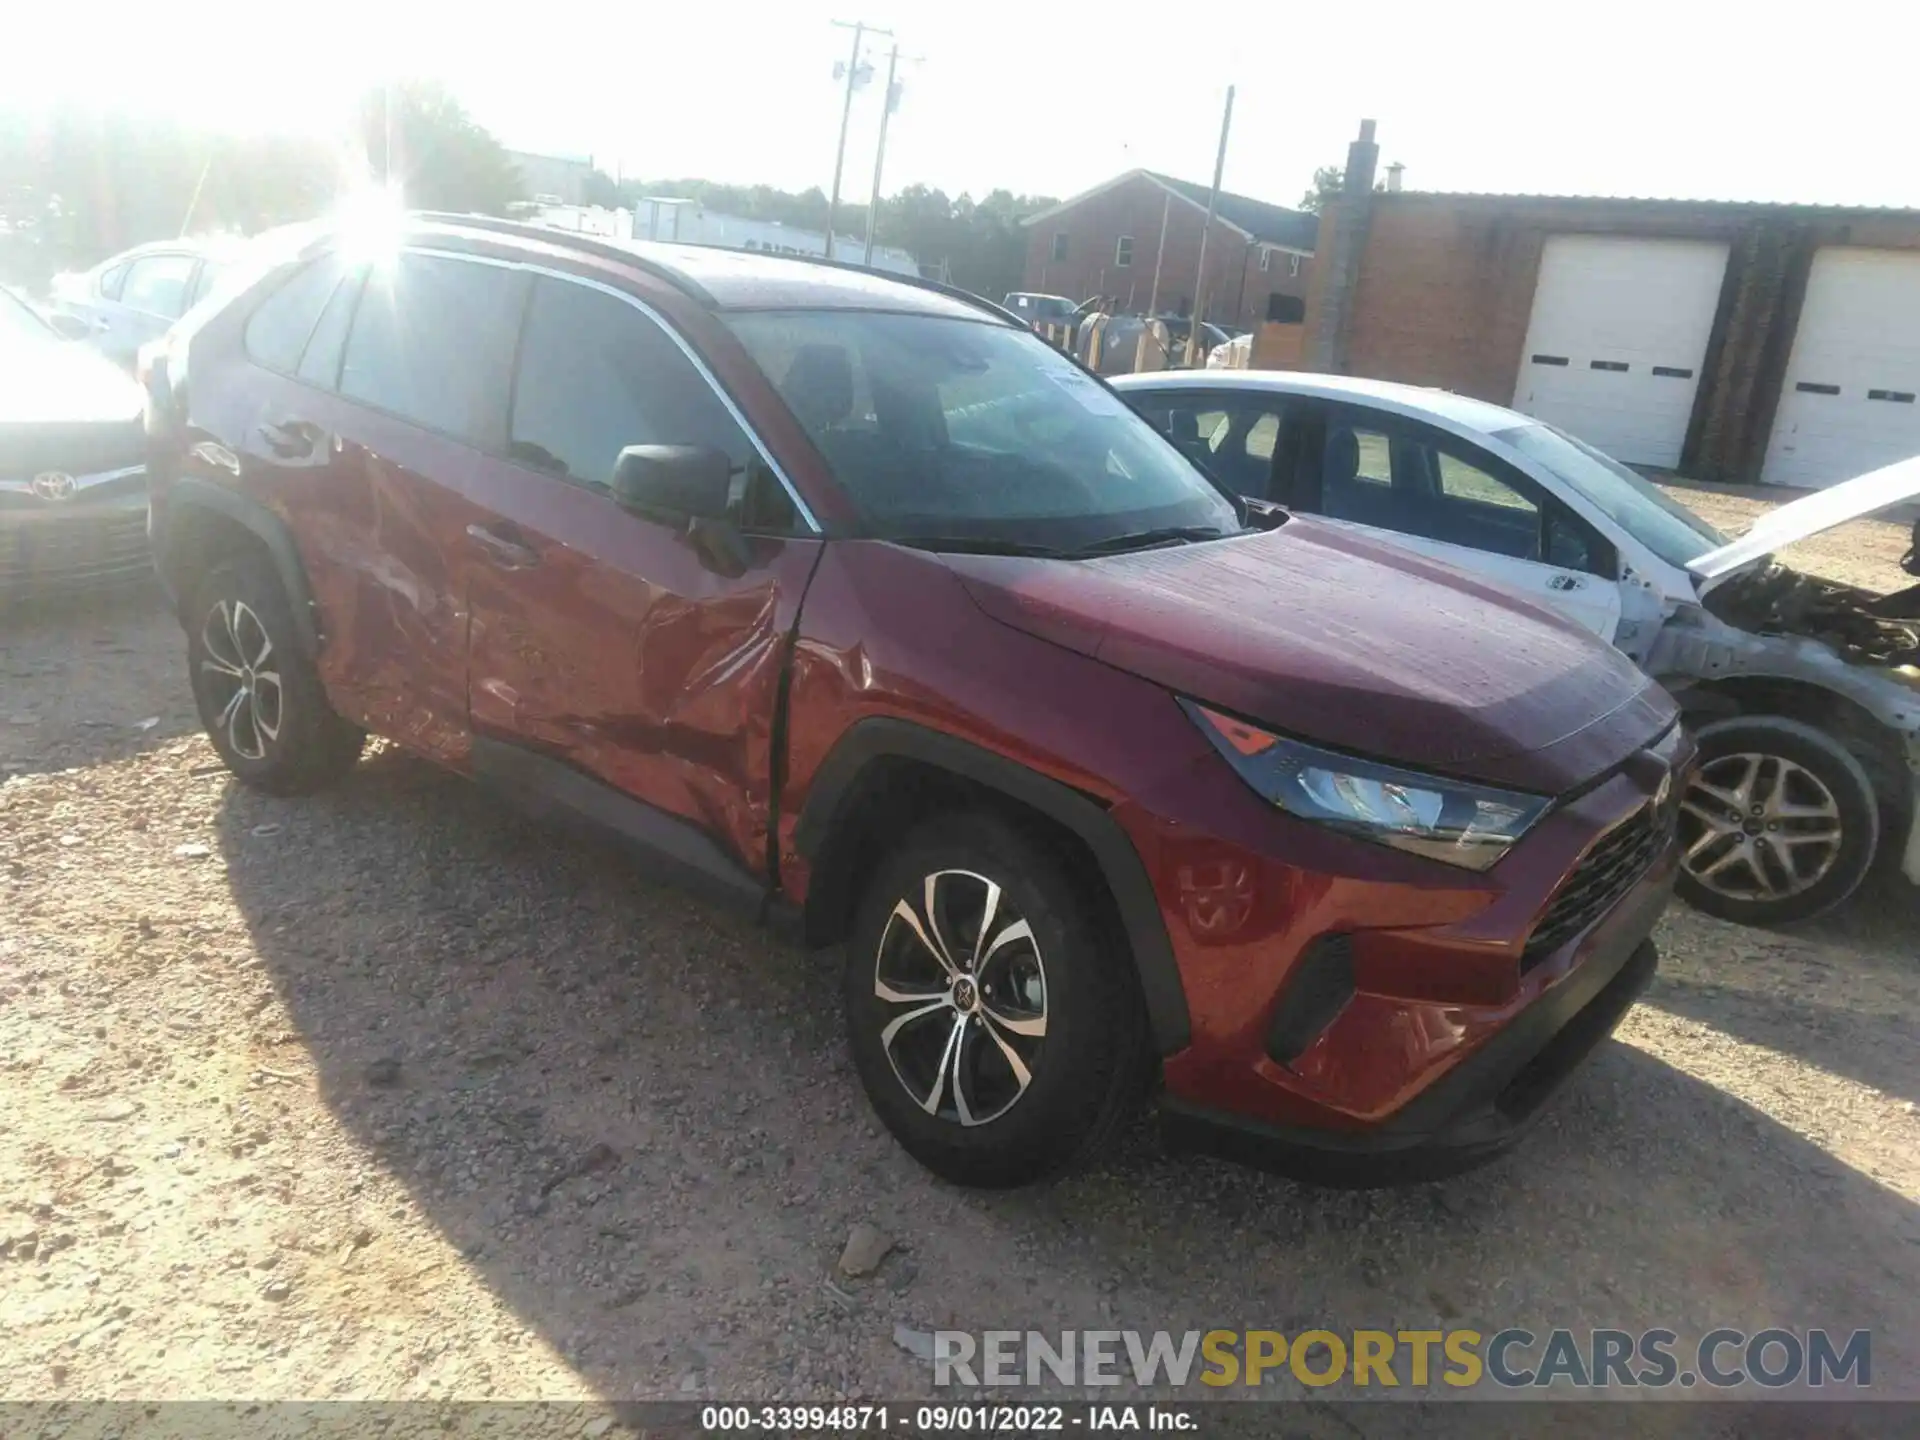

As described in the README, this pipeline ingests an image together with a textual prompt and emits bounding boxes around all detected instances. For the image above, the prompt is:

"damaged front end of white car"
[1644,457,1920,924]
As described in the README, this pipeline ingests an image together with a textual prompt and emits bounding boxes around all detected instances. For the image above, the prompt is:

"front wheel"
[1675,714,1879,926]
[842,811,1147,1187]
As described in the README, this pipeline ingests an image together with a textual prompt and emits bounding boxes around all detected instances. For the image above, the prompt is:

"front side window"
[1493,422,1723,569]
[98,263,128,300]
[340,254,524,446]
[725,310,1240,551]
[508,277,793,525]
[1317,411,1608,571]
[119,254,199,319]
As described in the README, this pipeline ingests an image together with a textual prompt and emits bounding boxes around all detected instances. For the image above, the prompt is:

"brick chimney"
[1305,119,1380,373]
[1344,119,1380,196]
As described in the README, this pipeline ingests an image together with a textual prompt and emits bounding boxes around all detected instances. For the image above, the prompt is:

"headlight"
[1182,700,1551,872]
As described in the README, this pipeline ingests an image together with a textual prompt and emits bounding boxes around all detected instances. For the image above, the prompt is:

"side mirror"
[610,443,749,576]
[48,312,90,342]
[611,444,733,521]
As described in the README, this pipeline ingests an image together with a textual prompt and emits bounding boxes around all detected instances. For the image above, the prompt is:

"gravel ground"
[2,489,1917,1421]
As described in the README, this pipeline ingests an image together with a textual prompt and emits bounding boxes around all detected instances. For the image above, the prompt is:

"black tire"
[1675,714,1879,926]
[186,552,365,795]
[842,810,1148,1187]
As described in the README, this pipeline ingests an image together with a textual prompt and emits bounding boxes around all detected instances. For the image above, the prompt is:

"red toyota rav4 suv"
[145,214,1689,1187]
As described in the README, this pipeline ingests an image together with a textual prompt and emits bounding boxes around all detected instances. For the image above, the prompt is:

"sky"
[11,0,1918,211]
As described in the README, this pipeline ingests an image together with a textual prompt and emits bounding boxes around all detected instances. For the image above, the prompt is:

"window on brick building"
[1260,249,1272,273]
[1266,293,1305,324]
[1115,236,1133,268]
[1050,233,1068,262]
[1290,254,1302,277]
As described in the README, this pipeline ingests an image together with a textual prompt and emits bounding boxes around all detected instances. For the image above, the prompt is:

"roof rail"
[409,210,1017,324]
[406,211,717,307]
[758,250,1022,327]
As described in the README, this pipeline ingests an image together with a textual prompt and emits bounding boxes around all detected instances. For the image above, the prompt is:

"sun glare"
[333,179,409,265]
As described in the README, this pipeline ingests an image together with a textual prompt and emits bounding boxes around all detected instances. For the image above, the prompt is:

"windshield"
[726,309,1240,550]
[0,289,54,343]
[1494,422,1726,568]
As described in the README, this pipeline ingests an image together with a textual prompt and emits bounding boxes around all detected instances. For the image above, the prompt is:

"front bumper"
[1163,921,1662,1186]
[0,487,152,598]
[1121,726,1685,1184]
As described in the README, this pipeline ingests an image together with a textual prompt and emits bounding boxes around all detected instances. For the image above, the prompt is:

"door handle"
[466,523,540,569]
[1547,573,1585,592]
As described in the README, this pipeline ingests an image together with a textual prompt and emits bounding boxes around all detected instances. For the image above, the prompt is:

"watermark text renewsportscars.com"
[930,1328,1872,1391]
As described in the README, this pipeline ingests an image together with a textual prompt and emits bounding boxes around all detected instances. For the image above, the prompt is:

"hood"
[0,329,144,429]
[947,520,1672,795]
[1689,455,1920,585]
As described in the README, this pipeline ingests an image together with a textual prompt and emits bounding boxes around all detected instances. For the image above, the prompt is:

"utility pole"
[1185,84,1234,366]
[1136,189,1172,370]
[827,20,889,261]
[863,43,922,267]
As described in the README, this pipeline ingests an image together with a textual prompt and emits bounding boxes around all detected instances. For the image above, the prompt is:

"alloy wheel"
[199,599,283,762]
[872,869,1048,1127]
[1678,751,1844,903]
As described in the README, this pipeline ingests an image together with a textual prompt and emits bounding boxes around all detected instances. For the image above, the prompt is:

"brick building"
[1019,170,1316,333]
[1302,123,1920,487]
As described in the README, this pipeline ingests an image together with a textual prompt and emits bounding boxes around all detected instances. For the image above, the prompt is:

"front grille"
[1523,803,1668,971]
[0,507,153,595]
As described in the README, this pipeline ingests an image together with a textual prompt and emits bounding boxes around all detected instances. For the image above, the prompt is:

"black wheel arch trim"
[794,717,1192,1056]
[157,478,323,660]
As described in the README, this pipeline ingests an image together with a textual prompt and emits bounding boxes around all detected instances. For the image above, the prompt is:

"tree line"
[0,84,1056,302]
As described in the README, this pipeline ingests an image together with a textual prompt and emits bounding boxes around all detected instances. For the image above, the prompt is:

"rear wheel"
[842,811,1146,1187]
[1675,715,1878,926]
[187,554,364,794]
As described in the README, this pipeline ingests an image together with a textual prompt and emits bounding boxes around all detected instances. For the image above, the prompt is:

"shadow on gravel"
[1771,863,1920,954]
[210,747,1920,1403]
[0,579,197,776]
[1648,966,1920,1105]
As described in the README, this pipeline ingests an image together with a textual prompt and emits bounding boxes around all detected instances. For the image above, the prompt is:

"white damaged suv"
[1116,370,1920,927]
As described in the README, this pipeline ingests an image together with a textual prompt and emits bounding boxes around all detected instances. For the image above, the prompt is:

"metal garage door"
[1762,248,1920,488]
[1512,235,1730,468]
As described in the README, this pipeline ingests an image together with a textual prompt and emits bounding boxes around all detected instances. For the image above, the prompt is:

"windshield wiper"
[1069,525,1236,557]
[885,535,1074,558]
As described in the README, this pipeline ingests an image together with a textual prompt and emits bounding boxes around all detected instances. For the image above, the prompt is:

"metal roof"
[1371,191,1920,217]
[1020,169,1319,253]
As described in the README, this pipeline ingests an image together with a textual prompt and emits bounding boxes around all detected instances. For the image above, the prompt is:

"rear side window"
[340,254,525,447]
[508,278,759,493]
[296,267,363,389]
[190,261,226,306]
[245,258,345,373]
[119,254,199,319]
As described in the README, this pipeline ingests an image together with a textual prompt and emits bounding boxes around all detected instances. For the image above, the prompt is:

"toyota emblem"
[30,471,77,501]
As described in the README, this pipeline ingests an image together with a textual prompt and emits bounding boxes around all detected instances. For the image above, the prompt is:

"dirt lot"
[3,488,1917,1419]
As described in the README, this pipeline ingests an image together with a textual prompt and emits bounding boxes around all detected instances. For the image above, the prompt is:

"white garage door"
[1511,235,1730,468]
[1762,248,1920,488]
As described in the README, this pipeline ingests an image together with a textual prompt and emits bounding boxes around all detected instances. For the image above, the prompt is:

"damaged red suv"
[145,214,1688,1186]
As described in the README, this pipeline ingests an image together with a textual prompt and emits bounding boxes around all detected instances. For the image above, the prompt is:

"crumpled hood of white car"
[1689,455,1920,584]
